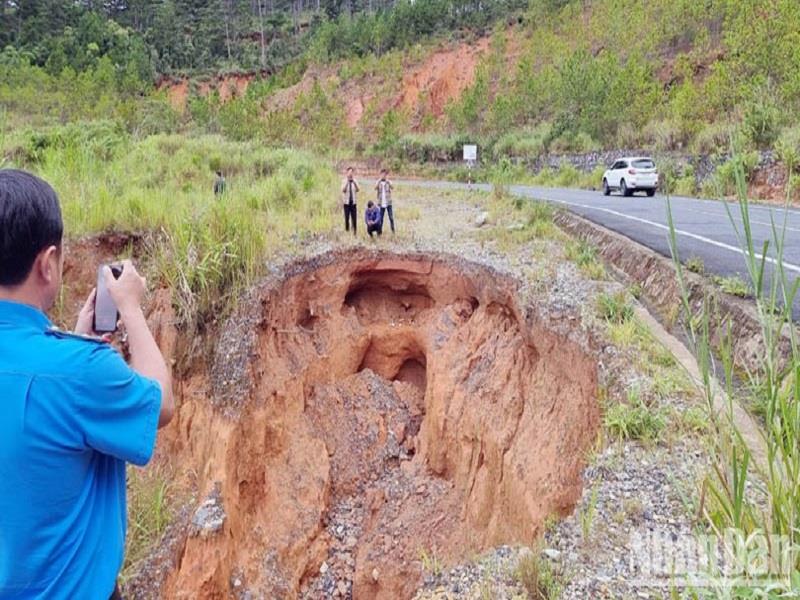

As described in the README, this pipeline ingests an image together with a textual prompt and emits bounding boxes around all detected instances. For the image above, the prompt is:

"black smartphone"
[94,264,123,333]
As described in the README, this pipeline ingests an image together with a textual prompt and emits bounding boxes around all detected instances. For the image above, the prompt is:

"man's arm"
[106,261,174,428]
[354,180,360,192]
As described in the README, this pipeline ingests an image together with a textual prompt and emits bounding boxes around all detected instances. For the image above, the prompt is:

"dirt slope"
[158,36,494,130]
[158,73,258,110]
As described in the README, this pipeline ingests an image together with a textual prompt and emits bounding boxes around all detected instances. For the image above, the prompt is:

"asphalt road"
[400,180,800,319]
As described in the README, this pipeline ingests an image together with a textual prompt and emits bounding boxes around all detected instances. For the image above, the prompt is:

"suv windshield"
[632,159,655,169]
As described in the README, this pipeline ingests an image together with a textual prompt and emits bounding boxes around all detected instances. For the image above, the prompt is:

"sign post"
[463,144,477,190]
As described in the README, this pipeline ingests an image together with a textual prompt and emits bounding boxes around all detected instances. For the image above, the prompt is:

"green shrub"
[491,157,513,199]
[712,274,751,298]
[514,549,561,599]
[394,133,473,163]
[691,121,739,156]
[18,120,127,164]
[743,93,782,150]
[775,126,800,172]
[493,125,551,159]
[710,151,760,195]
[685,256,705,274]
[649,118,687,152]
[548,131,601,154]
[674,174,697,196]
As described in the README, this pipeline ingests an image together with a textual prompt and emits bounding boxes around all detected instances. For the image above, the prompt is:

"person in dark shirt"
[213,171,226,196]
[365,201,382,238]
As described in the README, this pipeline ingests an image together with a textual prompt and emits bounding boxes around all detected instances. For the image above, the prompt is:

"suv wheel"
[602,179,610,196]
[621,179,631,197]
[646,188,656,197]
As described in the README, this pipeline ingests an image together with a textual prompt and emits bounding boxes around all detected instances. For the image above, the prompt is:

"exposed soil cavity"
[162,252,599,600]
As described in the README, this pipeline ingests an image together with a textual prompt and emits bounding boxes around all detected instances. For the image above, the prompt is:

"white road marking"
[656,204,800,234]
[543,197,800,275]
[400,180,800,274]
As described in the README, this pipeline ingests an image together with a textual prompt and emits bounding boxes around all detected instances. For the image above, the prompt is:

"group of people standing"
[341,167,395,238]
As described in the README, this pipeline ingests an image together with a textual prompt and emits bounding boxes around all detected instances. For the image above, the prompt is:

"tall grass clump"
[667,153,800,592]
[122,463,174,582]
[5,131,337,350]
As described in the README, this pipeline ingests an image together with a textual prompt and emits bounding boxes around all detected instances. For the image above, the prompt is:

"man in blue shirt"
[0,170,175,599]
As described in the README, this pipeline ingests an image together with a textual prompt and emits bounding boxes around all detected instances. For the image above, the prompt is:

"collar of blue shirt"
[0,299,52,329]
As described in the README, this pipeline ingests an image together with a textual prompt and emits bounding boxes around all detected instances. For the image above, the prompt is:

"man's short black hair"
[0,170,63,286]
[346,166,353,172]
[381,169,388,174]
[367,200,374,207]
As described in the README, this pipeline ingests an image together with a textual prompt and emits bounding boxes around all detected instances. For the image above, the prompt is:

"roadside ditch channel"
[553,208,792,467]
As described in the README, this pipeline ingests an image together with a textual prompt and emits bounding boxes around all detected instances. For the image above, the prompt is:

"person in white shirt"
[341,167,359,235]
[374,169,394,234]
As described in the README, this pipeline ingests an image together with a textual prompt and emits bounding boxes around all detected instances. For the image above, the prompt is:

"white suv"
[602,157,658,197]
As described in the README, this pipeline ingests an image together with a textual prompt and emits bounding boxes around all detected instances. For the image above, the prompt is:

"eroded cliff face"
[156,251,599,599]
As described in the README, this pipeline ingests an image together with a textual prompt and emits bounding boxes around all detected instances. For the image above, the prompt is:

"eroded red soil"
[158,73,258,111]
[397,37,490,120]
[134,250,599,599]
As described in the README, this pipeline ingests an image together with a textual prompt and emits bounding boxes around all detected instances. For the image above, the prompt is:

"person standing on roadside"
[213,170,226,197]
[0,169,175,600]
[374,168,395,234]
[341,166,359,235]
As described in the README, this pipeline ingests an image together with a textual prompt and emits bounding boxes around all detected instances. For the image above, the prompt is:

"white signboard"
[463,144,477,162]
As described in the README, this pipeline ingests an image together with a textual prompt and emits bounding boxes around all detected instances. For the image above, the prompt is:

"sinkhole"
[158,250,600,600]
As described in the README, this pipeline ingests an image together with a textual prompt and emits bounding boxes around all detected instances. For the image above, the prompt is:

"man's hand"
[105,260,146,318]
[74,288,97,336]
[103,259,174,428]
[74,288,115,341]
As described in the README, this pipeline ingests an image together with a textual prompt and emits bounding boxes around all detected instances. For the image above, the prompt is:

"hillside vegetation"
[4,0,800,190]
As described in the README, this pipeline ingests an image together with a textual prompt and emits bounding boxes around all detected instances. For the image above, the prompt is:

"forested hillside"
[4,0,800,199]
[0,0,523,74]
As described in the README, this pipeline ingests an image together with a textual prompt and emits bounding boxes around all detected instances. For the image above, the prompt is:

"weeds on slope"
[667,155,800,593]
[4,131,337,355]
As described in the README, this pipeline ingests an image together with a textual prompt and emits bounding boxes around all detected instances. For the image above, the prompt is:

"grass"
[479,194,562,250]
[579,484,600,542]
[685,256,705,274]
[597,290,697,407]
[676,405,711,435]
[3,130,337,365]
[712,274,751,298]
[597,290,634,324]
[605,387,667,443]
[121,462,176,582]
[667,150,800,592]
[514,548,561,600]
[565,239,605,279]
[419,546,444,578]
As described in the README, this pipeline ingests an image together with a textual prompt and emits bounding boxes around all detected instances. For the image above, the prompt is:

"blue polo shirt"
[0,300,162,599]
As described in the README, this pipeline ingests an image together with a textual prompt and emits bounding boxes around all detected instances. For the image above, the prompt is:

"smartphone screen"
[94,265,120,333]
